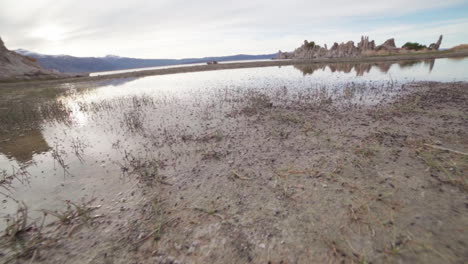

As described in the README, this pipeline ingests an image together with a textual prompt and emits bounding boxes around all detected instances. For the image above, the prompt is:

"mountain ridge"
[14,49,277,73]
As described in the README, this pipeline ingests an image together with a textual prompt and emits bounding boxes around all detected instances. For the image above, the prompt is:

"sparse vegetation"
[0,203,51,262]
[1,199,100,263]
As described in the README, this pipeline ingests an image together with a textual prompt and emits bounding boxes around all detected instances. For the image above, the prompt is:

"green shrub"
[402,42,427,51]
[306,41,316,49]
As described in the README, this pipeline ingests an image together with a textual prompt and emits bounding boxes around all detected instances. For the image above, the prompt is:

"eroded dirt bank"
[1,81,467,264]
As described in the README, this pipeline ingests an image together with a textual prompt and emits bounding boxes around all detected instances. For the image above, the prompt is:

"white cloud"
[0,0,466,58]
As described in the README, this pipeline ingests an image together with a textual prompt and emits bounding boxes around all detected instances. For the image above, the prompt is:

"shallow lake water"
[89,59,273,76]
[1,57,467,228]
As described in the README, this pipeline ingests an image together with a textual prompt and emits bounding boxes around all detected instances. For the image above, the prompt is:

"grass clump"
[402,42,427,51]
[1,199,101,263]
[1,203,52,263]
[43,199,99,227]
[305,41,316,49]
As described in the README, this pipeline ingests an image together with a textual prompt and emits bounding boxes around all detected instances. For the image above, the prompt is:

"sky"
[1,0,468,59]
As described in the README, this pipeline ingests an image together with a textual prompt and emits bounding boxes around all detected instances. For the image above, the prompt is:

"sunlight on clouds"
[30,24,67,42]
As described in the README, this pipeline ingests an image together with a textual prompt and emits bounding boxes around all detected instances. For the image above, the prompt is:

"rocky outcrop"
[277,35,443,59]
[0,37,67,82]
[357,36,375,51]
[278,39,361,59]
[376,38,397,51]
[428,35,443,50]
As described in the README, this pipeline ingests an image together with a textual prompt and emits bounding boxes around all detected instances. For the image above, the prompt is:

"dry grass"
[449,44,468,51]
[0,199,102,263]
[0,203,52,263]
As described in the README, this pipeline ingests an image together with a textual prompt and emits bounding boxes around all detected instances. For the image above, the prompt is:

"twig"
[424,144,468,156]
[156,179,173,186]
[231,171,254,180]
[29,249,38,264]
[190,207,225,220]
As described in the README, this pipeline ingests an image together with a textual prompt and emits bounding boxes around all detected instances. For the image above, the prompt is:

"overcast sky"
[1,0,468,58]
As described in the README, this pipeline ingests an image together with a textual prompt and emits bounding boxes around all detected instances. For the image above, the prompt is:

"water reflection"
[0,129,49,163]
[398,59,435,72]
[293,59,437,77]
[1,57,468,165]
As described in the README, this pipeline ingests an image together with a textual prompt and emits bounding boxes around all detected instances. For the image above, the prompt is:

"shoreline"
[1,49,468,87]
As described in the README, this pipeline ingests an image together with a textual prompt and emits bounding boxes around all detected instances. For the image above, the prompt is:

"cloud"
[1,0,467,58]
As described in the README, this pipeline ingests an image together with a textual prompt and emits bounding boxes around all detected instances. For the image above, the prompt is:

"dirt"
[1,80,466,264]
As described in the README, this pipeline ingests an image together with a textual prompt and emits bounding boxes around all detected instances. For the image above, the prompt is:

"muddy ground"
[1,81,467,264]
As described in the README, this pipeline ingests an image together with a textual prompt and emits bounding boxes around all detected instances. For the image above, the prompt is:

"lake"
[1,56,467,228]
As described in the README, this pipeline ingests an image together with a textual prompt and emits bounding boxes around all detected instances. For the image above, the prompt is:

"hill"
[14,50,277,73]
[0,38,68,81]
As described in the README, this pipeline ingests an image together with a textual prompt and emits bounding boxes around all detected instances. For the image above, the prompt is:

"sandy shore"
[1,49,468,88]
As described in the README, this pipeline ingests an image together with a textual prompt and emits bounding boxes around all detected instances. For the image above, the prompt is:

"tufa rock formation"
[376,38,397,51]
[428,35,443,50]
[357,36,375,51]
[277,35,443,59]
[0,36,67,82]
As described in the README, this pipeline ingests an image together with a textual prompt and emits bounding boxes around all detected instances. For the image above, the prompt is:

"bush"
[402,42,427,51]
[306,41,316,49]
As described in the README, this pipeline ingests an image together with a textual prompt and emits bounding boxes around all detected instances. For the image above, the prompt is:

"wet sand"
[1,79,467,263]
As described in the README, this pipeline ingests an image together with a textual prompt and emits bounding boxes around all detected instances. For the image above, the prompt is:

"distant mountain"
[14,49,278,73]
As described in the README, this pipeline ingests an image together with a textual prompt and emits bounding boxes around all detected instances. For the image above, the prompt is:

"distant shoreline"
[2,49,468,87]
